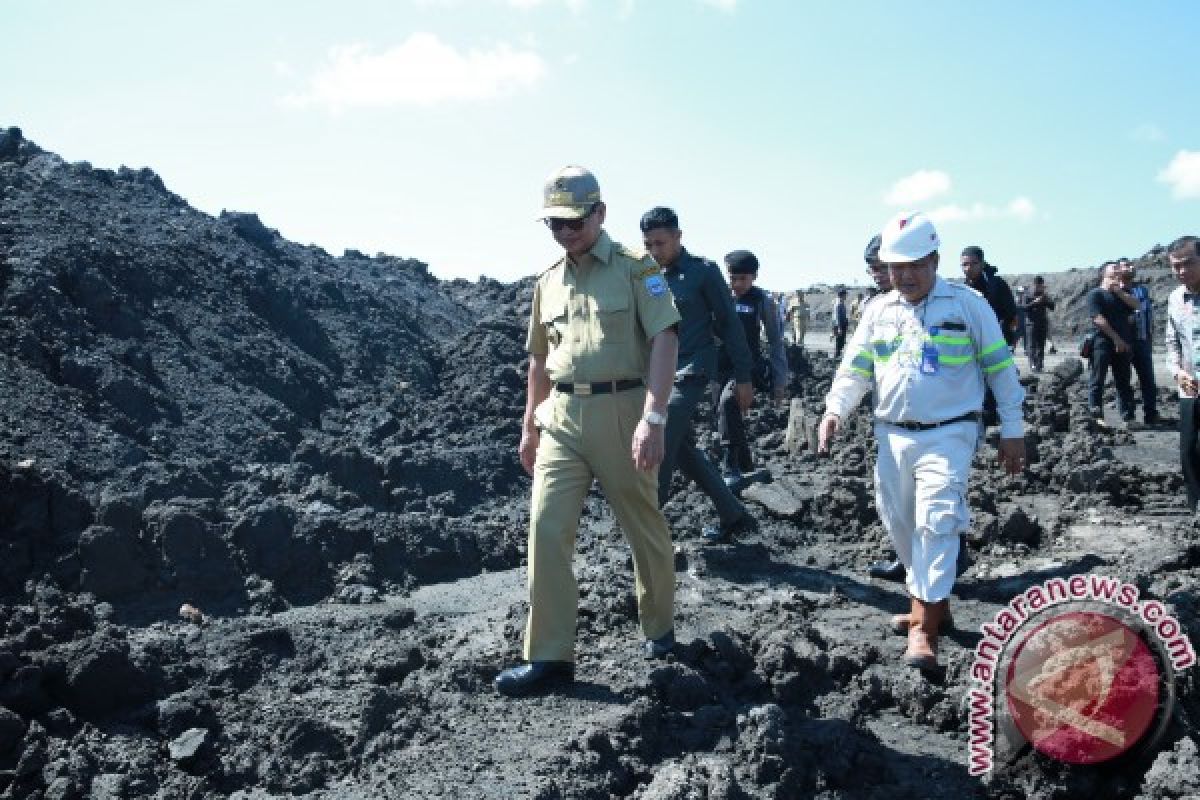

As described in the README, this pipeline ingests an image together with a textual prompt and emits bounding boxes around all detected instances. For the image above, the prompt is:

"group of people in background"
[497,163,1198,698]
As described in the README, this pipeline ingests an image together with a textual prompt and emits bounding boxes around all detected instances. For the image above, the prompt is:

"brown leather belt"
[554,379,644,396]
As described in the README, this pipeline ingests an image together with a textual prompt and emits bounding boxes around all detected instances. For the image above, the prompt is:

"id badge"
[921,342,940,375]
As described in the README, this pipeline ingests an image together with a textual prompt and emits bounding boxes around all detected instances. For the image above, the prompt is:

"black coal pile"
[0,126,1198,798]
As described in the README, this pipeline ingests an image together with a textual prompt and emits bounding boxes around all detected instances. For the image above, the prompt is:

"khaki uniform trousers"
[791,316,807,346]
[525,386,675,662]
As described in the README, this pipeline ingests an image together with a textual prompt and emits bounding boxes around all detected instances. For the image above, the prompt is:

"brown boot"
[903,598,947,672]
[890,606,953,635]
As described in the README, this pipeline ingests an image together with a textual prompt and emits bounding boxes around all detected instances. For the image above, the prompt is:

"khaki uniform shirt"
[525,231,681,383]
[786,296,809,321]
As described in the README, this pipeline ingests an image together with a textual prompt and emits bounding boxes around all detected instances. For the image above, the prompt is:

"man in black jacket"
[962,246,1019,425]
[960,246,1019,345]
[641,207,758,543]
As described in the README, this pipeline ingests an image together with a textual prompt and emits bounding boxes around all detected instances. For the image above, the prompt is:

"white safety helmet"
[877,211,940,263]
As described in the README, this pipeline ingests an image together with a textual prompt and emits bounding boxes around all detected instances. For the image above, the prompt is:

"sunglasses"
[544,204,598,232]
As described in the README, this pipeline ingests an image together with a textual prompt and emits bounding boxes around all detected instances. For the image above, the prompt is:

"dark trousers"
[1182,398,1200,511]
[659,377,745,525]
[833,329,847,359]
[1130,339,1158,419]
[1088,339,1135,419]
[1029,323,1048,371]
[711,379,754,473]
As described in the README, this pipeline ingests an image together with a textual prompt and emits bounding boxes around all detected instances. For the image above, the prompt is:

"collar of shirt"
[566,230,614,269]
[663,246,695,276]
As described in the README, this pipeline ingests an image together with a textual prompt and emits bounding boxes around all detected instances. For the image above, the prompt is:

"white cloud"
[1158,150,1200,199]
[284,34,546,111]
[1006,196,1036,222]
[505,0,586,10]
[884,169,952,206]
[927,197,1037,224]
[699,0,738,10]
[415,0,586,9]
[1132,123,1166,143]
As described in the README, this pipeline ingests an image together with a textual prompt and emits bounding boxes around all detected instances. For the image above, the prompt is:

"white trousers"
[873,420,979,602]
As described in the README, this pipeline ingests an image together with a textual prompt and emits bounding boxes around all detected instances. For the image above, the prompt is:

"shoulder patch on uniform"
[644,274,668,297]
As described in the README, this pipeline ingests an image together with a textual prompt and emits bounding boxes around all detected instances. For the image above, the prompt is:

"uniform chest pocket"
[927,317,975,369]
[542,295,569,348]
[593,289,632,344]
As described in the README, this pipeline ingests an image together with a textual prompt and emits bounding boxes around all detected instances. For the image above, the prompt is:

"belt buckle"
[574,383,592,396]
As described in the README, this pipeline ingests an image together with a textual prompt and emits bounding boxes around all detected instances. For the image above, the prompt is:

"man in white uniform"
[818,211,1026,672]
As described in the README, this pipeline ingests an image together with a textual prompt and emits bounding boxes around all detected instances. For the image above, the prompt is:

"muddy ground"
[0,125,1198,799]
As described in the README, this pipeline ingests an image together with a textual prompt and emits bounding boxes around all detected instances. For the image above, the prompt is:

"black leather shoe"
[643,630,675,659]
[956,539,973,577]
[494,661,574,696]
[702,514,758,544]
[868,559,906,582]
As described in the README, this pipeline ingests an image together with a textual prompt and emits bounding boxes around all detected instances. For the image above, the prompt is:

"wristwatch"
[642,411,667,426]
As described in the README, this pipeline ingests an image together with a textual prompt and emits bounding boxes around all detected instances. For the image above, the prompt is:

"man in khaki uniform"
[495,166,681,697]
[785,290,809,348]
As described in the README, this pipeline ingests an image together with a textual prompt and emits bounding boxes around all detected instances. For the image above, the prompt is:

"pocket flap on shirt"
[594,290,630,313]
[541,294,569,322]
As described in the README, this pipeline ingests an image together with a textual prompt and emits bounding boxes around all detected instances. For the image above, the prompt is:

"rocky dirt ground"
[0,125,1198,799]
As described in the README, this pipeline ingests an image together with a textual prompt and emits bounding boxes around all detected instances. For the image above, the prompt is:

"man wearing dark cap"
[496,166,681,696]
[832,289,850,359]
[864,234,892,296]
[714,251,788,487]
[640,207,758,543]
[862,233,910,583]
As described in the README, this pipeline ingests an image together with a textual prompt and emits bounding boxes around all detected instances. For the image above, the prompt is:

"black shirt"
[967,265,1019,345]
[1087,287,1134,344]
[1024,290,1055,328]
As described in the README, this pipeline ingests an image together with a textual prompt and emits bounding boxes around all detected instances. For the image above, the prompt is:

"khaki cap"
[539,165,602,219]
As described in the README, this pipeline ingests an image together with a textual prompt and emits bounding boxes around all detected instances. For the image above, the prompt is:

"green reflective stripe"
[979,339,1007,357]
[848,366,873,378]
[938,354,974,365]
[930,334,971,346]
[983,358,1014,374]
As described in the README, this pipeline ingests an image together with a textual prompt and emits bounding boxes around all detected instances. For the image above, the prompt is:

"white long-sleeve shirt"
[1165,285,1199,396]
[823,277,1025,439]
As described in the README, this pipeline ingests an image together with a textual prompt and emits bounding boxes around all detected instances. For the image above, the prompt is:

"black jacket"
[969,264,1019,346]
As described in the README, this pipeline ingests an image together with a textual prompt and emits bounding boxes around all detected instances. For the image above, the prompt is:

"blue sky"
[4,1,1200,290]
